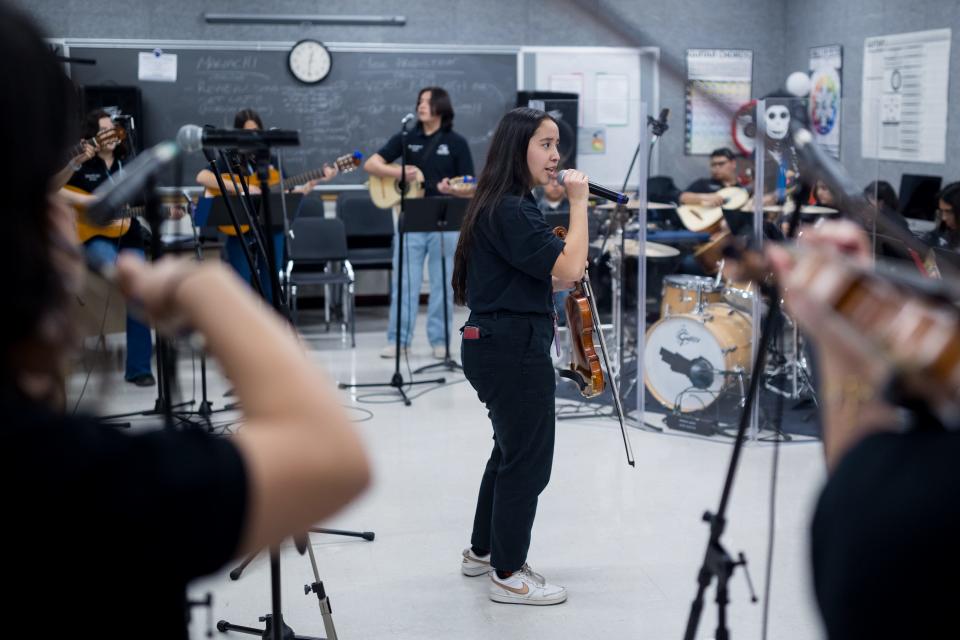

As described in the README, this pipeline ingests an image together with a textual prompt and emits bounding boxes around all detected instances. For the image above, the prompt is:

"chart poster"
[685,49,753,155]
[862,29,950,163]
[808,45,842,158]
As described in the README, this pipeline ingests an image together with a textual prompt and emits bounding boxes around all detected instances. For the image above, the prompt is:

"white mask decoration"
[765,104,790,141]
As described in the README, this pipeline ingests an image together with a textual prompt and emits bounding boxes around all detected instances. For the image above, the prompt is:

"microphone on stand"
[647,108,670,136]
[176,124,300,152]
[557,169,629,205]
[400,112,416,128]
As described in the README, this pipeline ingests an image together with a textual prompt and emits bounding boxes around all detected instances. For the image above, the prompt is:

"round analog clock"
[288,39,331,84]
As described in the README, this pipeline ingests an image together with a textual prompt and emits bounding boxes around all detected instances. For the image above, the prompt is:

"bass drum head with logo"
[644,304,752,412]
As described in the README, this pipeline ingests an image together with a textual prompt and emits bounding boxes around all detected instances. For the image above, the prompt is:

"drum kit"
[582,190,822,433]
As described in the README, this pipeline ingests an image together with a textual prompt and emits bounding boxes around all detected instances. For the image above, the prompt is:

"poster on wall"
[684,48,753,155]
[862,28,951,164]
[808,45,842,158]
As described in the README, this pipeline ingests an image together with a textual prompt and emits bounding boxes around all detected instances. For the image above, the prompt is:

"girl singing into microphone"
[452,107,589,605]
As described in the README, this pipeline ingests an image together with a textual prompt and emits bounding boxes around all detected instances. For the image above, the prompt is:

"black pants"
[461,312,556,572]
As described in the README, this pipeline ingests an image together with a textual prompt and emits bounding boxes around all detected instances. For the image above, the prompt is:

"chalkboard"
[65,42,519,184]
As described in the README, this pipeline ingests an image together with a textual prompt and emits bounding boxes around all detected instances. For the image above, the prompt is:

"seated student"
[679,147,740,207]
[535,175,569,213]
[59,109,162,386]
[765,219,960,639]
[863,180,912,261]
[813,179,839,208]
[196,109,337,301]
[0,6,370,638]
[924,182,960,252]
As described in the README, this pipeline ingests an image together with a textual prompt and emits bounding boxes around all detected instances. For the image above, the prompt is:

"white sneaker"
[431,345,447,359]
[489,564,567,606]
[380,344,408,359]
[461,547,491,577]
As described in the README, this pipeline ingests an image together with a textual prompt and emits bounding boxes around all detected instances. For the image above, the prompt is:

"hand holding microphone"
[558,169,589,204]
[557,169,629,205]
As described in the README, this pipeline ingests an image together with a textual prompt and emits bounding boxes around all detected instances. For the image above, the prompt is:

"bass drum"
[644,303,752,412]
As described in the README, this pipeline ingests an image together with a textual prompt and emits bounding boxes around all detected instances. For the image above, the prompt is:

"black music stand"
[203,194,303,233]
[407,197,467,373]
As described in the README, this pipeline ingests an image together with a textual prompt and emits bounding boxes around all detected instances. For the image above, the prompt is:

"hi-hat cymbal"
[800,205,839,215]
[595,199,674,210]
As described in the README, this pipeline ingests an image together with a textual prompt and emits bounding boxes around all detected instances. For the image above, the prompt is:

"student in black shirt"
[364,87,475,359]
[678,147,740,208]
[452,107,589,605]
[60,109,158,386]
[0,6,370,637]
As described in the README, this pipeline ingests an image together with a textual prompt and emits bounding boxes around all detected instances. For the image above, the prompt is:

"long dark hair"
[1,1,78,407]
[937,182,960,237]
[452,107,555,306]
[418,87,454,132]
[233,108,263,130]
[863,180,899,212]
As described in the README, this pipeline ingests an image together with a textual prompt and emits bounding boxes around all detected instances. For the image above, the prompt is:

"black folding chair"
[336,191,394,270]
[285,217,356,347]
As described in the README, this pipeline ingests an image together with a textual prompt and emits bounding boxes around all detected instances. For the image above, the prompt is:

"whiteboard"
[520,46,659,189]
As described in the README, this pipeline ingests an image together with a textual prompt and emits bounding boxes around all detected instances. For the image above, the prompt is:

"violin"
[553,227,603,397]
[553,226,635,466]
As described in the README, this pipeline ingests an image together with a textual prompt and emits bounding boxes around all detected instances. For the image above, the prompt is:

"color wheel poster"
[808,45,842,158]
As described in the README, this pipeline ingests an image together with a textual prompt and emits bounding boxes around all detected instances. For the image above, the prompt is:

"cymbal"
[800,205,839,215]
[595,199,674,210]
[591,238,680,258]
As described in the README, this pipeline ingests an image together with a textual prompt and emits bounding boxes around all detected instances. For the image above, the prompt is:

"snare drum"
[644,303,752,412]
[661,274,723,317]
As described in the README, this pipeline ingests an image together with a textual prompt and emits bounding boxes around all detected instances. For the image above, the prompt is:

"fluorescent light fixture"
[204,13,406,26]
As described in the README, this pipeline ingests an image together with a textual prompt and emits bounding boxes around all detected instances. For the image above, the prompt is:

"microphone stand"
[338,117,445,405]
[682,134,811,637]
[203,150,266,300]
[217,141,375,640]
[222,150,281,305]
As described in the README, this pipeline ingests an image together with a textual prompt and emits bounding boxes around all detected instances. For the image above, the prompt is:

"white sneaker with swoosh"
[489,564,567,605]
[461,547,491,577]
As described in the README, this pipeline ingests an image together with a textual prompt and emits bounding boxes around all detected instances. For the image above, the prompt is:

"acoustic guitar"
[368,172,475,209]
[204,151,363,236]
[63,185,188,243]
[676,186,750,232]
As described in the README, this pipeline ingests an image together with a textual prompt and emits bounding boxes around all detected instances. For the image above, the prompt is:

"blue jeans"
[387,230,457,347]
[225,231,285,302]
[84,238,153,380]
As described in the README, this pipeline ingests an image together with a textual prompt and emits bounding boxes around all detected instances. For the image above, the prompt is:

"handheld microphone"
[557,170,629,205]
[176,124,300,152]
[87,140,180,225]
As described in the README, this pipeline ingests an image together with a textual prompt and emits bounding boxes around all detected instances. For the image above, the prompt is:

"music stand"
[406,197,467,373]
[201,193,303,233]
